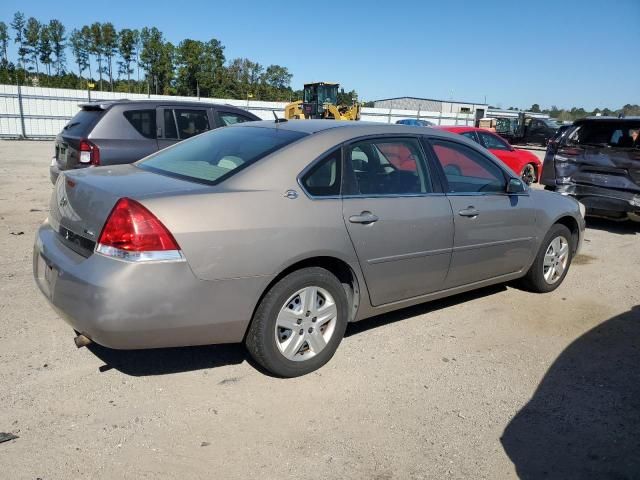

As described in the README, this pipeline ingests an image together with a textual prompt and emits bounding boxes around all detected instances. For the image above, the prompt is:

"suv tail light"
[79,139,100,165]
[96,198,183,262]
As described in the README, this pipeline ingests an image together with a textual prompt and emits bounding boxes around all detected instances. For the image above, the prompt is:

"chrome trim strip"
[95,244,186,263]
[368,247,452,264]
[451,237,533,252]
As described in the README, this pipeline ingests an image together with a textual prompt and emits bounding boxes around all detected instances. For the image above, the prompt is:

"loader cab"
[302,82,339,118]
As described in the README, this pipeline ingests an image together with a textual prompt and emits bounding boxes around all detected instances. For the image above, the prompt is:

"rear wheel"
[520,224,573,293]
[628,212,640,223]
[520,163,536,185]
[245,267,348,377]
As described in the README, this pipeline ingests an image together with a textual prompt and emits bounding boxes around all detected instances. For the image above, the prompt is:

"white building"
[373,96,489,118]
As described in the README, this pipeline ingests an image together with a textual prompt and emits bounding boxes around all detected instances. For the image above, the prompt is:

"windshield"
[566,121,640,148]
[318,85,338,104]
[138,126,307,185]
[542,118,561,129]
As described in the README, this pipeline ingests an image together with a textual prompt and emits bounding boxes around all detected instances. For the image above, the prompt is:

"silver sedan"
[33,120,585,377]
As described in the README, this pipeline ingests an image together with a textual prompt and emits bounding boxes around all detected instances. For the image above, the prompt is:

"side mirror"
[507,178,526,193]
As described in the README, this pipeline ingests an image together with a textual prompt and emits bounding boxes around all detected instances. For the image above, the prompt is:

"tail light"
[79,139,100,165]
[96,198,183,262]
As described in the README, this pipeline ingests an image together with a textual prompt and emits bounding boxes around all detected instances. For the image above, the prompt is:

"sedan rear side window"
[430,139,506,194]
[138,126,306,185]
[301,149,341,197]
[345,138,431,195]
[123,109,156,139]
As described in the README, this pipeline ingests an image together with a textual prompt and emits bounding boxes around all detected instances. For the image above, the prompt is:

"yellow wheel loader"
[284,82,361,121]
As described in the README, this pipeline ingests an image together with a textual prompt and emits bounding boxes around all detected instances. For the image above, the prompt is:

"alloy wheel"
[274,286,338,361]
[543,235,569,284]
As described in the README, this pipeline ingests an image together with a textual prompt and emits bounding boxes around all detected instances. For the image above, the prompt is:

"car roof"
[79,99,254,112]
[435,126,479,133]
[232,119,449,135]
[230,120,479,147]
[574,116,640,125]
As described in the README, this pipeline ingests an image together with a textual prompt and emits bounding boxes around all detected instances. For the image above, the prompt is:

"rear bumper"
[49,164,60,184]
[33,221,270,349]
[552,184,640,216]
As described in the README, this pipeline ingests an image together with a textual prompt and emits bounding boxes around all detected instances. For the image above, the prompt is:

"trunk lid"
[49,165,207,257]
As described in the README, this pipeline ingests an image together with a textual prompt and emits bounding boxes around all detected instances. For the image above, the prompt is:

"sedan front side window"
[345,138,432,196]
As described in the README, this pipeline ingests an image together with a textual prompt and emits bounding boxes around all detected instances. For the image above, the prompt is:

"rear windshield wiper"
[63,121,80,130]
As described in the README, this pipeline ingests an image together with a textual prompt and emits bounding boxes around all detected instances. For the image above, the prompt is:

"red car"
[436,126,542,184]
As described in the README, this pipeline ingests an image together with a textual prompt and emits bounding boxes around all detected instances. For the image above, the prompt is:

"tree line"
[0,12,304,101]
[497,103,640,122]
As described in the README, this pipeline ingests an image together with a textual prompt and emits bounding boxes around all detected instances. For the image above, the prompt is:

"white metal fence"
[0,84,476,138]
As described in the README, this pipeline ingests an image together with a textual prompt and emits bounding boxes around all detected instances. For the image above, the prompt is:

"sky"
[1,0,639,110]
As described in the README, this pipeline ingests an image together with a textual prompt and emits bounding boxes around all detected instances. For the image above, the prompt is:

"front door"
[341,137,454,306]
[428,138,536,288]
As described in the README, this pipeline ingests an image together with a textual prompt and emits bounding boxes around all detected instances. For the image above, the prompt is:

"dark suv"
[540,117,640,221]
[50,100,260,184]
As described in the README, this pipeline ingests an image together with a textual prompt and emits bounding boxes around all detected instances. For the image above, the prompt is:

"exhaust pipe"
[74,334,92,348]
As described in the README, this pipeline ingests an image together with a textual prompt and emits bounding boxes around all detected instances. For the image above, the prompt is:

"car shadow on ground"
[501,305,640,479]
[586,217,640,235]
[87,342,250,377]
[87,285,509,377]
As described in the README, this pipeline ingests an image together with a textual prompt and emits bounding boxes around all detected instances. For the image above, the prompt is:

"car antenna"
[273,110,287,124]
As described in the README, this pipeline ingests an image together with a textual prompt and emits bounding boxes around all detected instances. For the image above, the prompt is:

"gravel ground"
[0,141,638,479]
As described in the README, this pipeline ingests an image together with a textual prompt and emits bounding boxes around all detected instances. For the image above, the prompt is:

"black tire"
[520,163,536,185]
[245,267,349,377]
[520,224,574,293]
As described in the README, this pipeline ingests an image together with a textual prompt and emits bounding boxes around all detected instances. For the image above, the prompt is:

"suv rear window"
[123,109,156,139]
[62,109,104,136]
[567,121,640,148]
[138,126,306,185]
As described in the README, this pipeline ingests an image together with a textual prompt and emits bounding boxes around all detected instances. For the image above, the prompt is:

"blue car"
[396,119,434,127]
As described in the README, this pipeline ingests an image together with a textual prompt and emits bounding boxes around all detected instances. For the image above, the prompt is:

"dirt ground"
[0,141,638,480]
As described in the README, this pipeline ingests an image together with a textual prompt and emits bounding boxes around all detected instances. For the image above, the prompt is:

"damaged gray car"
[541,117,640,221]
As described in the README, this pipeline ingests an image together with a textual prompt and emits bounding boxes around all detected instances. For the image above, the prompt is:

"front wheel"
[520,224,573,293]
[520,163,537,185]
[245,267,349,377]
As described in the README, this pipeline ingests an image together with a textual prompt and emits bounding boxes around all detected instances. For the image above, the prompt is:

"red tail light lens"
[79,139,100,166]
[96,198,182,261]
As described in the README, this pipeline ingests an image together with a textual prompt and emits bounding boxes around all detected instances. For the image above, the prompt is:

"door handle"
[458,206,480,218]
[349,211,379,224]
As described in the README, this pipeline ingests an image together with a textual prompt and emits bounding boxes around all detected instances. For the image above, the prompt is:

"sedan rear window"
[138,126,306,185]
[62,108,104,136]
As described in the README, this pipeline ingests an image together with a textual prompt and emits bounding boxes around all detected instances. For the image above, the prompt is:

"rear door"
[427,137,536,288]
[156,106,213,150]
[341,136,454,306]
